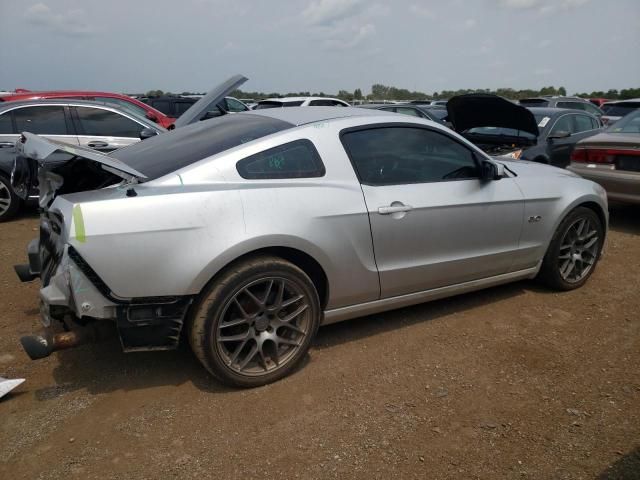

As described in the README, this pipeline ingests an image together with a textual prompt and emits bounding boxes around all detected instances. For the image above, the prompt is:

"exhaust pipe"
[20,325,103,360]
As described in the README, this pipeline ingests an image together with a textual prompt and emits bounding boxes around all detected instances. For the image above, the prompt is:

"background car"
[0,90,174,128]
[254,97,350,109]
[519,96,603,118]
[356,103,448,125]
[0,100,165,221]
[600,98,640,125]
[448,94,602,166]
[568,108,640,204]
[15,107,607,388]
[142,95,249,118]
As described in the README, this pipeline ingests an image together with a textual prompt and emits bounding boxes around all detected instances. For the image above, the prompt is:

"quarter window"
[225,97,248,112]
[13,106,68,135]
[236,139,325,179]
[341,126,480,186]
[75,107,144,137]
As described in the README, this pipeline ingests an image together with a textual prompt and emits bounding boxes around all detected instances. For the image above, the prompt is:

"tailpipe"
[20,326,102,360]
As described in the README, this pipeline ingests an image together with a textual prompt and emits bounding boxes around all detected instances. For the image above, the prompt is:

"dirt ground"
[0,205,638,480]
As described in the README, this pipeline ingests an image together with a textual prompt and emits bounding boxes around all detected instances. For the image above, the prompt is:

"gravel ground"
[0,204,638,480]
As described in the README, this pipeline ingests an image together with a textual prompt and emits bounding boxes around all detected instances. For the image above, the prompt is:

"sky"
[0,0,638,95]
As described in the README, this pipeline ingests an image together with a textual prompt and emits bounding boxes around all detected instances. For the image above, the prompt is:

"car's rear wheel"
[188,256,321,387]
[0,174,21,222]
[537,207,604,290]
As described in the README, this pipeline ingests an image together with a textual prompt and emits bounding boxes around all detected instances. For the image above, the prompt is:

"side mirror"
[145,112,158,122]
[548,130,571,140]
[139,128,159,140]
[201,109,224,120]
[480,160,504,181]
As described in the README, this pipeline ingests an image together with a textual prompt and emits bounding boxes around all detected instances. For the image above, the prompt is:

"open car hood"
[447,94,539,137]
[172,74,248,128]
[12,132,146,207]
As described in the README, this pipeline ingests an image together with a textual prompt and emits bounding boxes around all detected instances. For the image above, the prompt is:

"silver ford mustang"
[13,106,608,387]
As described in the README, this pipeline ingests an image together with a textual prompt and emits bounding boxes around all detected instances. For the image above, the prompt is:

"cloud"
[323,23,376,50]
[409,4,436,19]
[462,18,477,29]
[497,0,590,14]
[534,67,553,76]
[302,0,366,26]
[499,0,539,8]
[24,3,99,36]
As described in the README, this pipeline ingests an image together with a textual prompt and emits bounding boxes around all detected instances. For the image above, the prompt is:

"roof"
[0,90,133,101]
[602,98,640,105]
[0,98,135,111]
[246,106,396,126]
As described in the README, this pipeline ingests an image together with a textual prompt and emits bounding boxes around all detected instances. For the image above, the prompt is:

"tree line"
[146,85,640,102]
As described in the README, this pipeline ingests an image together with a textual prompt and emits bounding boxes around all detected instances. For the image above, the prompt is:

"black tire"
[537,207,604,291]
[188,255,321,388]
[0,174,21,222]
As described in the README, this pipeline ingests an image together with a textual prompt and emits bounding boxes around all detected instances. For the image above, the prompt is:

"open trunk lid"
[12,132,146,208]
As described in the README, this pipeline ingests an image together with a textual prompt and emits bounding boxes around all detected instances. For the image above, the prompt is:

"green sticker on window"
[268,154,285,169]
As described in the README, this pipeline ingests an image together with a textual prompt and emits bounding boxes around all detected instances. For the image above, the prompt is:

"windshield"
[113,113,292,180]
[465,126,537,140]
[606,108,640,133]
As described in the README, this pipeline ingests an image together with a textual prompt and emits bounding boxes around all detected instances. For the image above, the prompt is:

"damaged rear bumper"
[17,242,192,358]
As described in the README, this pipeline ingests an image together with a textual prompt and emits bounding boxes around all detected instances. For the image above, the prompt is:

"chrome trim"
[321,266,539,325]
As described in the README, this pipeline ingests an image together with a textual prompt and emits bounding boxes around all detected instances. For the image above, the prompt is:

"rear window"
[255,101,304,109]
[114,113,293,181]
[519,99,549,107]
[607,109,640,133]
[602,103,640,117]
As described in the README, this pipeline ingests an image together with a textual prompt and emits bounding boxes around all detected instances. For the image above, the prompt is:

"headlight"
[506,149,523,159]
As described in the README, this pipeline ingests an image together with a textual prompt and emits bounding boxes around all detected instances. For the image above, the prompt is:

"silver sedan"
[14,107,608,387]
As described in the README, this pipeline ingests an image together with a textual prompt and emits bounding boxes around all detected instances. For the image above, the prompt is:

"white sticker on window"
[538,117,550,128]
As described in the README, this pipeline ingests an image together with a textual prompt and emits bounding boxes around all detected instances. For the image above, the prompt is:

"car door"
[341,125,525,298]
[547,113,601,168]
[73,105,147,151]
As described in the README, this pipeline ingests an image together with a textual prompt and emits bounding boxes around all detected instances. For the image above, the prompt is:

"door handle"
[87,141,109,148]
[0,142,15,148]
[378,204,413,215]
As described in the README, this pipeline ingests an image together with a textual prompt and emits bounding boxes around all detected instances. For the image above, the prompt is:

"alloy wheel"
[0,181,11,216]
[216,277,312,376]
[557,216,600,283]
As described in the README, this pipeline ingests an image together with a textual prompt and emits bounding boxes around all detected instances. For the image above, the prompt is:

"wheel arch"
[189,239,331,310]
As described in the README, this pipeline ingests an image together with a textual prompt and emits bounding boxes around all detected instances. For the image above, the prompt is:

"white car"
[255,97,350,109]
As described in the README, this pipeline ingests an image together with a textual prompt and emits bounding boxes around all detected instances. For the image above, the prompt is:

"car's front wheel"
[188,256,321,387]
[537,206,604,290]
[0,174,21,222]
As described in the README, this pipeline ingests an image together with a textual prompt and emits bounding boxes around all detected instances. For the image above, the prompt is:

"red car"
[0,90,175,128]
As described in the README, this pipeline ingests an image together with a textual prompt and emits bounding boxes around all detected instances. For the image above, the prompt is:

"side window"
[309,100,334,106]
[225,97,248,112]
[395,107,421,118]
[550,115,572,134]
[332,100,348,107]
[75,107,144,137]
[149,100,172,115]
[583,103,602,117]
[236,139,325,179]
[13,106,68,135]
[590,117,600,129]
[574,115,595,133]
[341,127,480,186]
[0,112,14,134]
[174,101,195,116]
[558,101,586,111]
[95,97,148,118]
